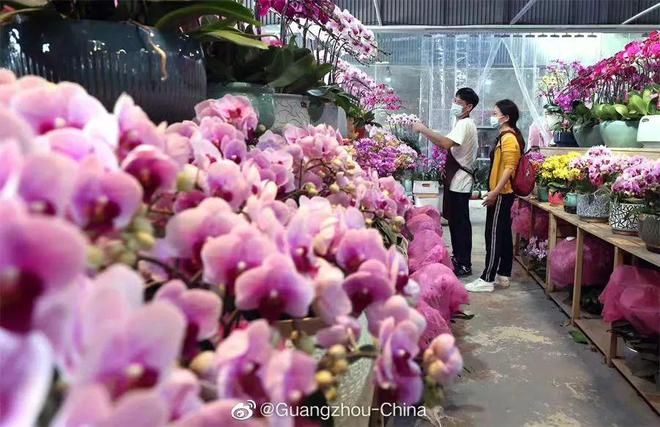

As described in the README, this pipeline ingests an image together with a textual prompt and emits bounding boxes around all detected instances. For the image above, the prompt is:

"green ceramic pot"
[537,185,549,202]
[638,213,660,254]
[208,82,276,129]
[564,192,578,214]
[573,124,604,148]
[599,120,641,148]
[0,19,206,123]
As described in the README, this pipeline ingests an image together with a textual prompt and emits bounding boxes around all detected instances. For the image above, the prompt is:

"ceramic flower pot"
[536,185,549,202]
[599,120,641,148]
[577,193,610,222]
[609,200,644,235]
[271,93,347,134]
[0,19,206,123]
[573,124,603,148]
[207,82,276,129]
[553,131,578,148]
[564,192,578,214]
[548,188,565,206]
[638,213,660,254]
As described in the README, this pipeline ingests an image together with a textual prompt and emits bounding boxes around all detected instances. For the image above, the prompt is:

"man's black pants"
[446,190,472,269]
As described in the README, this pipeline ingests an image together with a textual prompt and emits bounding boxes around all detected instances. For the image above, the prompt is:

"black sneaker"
[454,264,473,278]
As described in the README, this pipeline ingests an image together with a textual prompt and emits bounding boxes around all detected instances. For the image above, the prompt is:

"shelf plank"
[539,147,660,160]
[549,290,573,317]
[574,318,610,356]
[611,358,660,415]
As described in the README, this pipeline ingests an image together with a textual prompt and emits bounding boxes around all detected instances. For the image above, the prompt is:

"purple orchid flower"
[365,295,426,337]
[316,315,361,348]
[263,349,318,404]
[215,320,272,403]
[0,330,53,427]
[35,127,119,170]
[342,260,394,316]
[164,198,247,265]
[334,229,388,273]
[155,280,222,360]
[201,225,277,295]
[171,400,267,427]
[0,141,23,196]
[53,384,169,427]
[69,158,143,234]
[18,152,77,216]
[234,254,314,322]
[121,146,180,203]
[194,96,258,137]
[113,94,165,159]
[202,160,251,211]
[0,105,36,154]
[374,318,423,405]
[158,368,204,422]
[312,261,351,324]
[0,210,87,334]
[423,334,463,386]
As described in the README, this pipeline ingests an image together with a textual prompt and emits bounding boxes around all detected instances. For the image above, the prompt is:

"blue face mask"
[490,116,501,128]
[450,103,464,117]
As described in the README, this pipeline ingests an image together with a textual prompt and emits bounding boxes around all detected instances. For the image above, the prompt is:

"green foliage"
[592,84,659,121]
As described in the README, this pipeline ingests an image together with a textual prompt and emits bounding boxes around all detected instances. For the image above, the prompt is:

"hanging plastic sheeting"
[600,266,660,336]
[548,236,614,289]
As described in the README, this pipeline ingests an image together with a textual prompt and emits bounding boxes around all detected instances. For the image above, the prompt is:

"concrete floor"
[395,202,659,427]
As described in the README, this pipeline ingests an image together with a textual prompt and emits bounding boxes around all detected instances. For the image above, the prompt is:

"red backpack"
[501,130,535,197]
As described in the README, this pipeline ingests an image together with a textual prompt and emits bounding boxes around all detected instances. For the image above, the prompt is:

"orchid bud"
[329,183,340,193]
[315,370,335,388]
[135,231,155,251]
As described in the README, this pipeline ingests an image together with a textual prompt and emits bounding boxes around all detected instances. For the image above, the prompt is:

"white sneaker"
[495,275,511,288]
[465,278,495,293]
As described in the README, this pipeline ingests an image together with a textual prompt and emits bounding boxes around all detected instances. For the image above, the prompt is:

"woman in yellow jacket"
[466,100,524,293]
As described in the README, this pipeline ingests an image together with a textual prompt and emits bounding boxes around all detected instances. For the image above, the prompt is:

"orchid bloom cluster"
[611,158,660,203]
[528,150,546,170]
[537,60,585,109]
[324,7,378,63]
[347,126,418,178]
[524,237,549,263]
[335,60,403,112]
[555,31,660,111]
[387,113,421,146]
[415,146,448,181]
[569,146,647,191]
[257,0,335,23]
[0,69,463,426]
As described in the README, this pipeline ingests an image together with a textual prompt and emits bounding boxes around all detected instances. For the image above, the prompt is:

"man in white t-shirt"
[413,88,479,277]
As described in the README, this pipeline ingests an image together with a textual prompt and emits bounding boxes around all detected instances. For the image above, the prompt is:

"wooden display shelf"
[611,358,660,414]
[516,196,660,415]
[548,290,572,317]
[574,318,611,356]
[539,146,660,160]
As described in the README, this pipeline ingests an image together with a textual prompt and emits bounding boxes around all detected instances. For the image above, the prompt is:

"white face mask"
[450,103,464,117]
[490,116,501,128]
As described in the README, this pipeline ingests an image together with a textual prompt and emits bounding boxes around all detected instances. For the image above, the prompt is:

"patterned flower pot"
[573,124,603,148]
[638,213,660,254]
[577,193,610,222]
[564,192,578,214]
[609,201,643,235]
[548,188,565,206]
[0,19,206,123]
[537,186,549,202]
[599,120,641,148]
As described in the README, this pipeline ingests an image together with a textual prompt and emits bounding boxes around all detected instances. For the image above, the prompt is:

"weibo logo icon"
[231,400,256,420]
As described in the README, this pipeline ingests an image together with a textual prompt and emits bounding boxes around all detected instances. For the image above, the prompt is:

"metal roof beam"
[510,0,540,25]
[372,0,383,26]
[622,2,660,25]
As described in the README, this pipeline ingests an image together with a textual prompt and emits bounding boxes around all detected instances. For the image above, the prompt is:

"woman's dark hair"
[495,99,525,152]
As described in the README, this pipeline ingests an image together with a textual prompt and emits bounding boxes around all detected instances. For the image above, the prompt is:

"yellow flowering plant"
[537,152,582,191]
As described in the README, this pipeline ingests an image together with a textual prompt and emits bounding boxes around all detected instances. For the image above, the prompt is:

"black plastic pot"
[0,19,206,123]
[553,131,578,147]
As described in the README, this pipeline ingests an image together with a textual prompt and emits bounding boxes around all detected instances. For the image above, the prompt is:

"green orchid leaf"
[627,94,647,116]
[268,55,315,89]
[154,2,259,30]
[199,30,268,49]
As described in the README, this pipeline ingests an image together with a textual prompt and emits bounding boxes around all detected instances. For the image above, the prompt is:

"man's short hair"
[456,87,480,109]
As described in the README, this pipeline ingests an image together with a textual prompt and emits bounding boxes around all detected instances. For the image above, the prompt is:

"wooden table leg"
[546,214,558,294]
[607,247,626,366]
[571,228,585,324]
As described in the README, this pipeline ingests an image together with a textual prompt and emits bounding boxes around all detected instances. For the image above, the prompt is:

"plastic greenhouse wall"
[359,31,644,156]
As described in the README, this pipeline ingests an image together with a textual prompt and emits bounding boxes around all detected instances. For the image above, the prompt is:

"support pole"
[372,0,383,27]
[510,0,540,25]
[622,2,660,25]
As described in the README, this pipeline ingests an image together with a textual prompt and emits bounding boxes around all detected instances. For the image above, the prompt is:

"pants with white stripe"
[480,193,515,282]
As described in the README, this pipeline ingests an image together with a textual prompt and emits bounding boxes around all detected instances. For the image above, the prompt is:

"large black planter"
[553,131,578,147]
[0,19,206,123]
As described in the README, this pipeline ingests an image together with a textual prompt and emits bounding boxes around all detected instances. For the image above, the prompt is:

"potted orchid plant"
[0,0,264,122]
[609,157,652,235]
[1,70,467,426]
